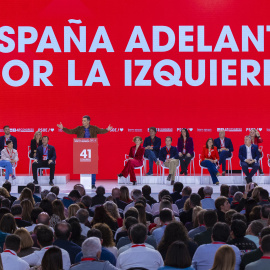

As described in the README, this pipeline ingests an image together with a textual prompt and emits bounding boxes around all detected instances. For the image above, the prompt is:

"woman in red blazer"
[118,136,145,185]
[200,138,220,185]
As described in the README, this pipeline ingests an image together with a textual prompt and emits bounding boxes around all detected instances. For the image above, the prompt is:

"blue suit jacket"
[239,144,260,162]
[36,145,56,162]
[0,135,17,152]
[214,137,234,154]
[143,136,161,156]
[159,146,179,162]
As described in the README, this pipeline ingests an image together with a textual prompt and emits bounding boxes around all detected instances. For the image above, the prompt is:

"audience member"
[2,234,30,270]
[13,187,35,206]
[62,190,81,208]
[119,186,132,204]
[201,186,215,210]
[73,184,86,197]
[40,246,63,270]
[188,209,207,239]
[67,217,86,247]
[68,203,80,218]
[53,221,81,264]
[210,245,236,270]
[159,241,195,270]
[258,189,270,205]
[245,220,264,248]
[220,184,229,198]
[215,196,231,222]
[225,209,237,226]
[76,208,90,237]
[50,199,65,228]
[92,186,106,206]
[192,222,241,270]
[259,204,270,227]
[11,204,32,227]
[170,182,183,204]
[117,223,164,270]
[142,184,157,205]
[25,207,43,233]
[26,182,41,203]
[176,186,192,210]
[21,199,34,223]
[50,185,60,198]
[2,181,17,203]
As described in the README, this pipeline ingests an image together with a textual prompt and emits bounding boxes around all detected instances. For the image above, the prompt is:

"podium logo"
[246,128,262,132]
[80,149,91,162]
[217,128,242,132]
[177,128,193,132]
[110,128,124,132]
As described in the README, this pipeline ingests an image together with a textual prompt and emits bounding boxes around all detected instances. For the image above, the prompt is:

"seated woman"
[177,128,194,175]
[0,140,18,182]
[200,138,220,185]
[30,131,42,158]
[118,136,145,185]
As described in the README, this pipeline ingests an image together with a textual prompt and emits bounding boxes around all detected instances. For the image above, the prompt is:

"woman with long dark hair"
[200,138,220,185]
[158,241,195,270]
[41,246,63,270]
[177,128,194,175]
[158,221,197,260]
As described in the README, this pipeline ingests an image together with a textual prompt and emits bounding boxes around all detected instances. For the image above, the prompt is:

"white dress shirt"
[246,145,252,160]
[116,244,163,270]
[151,202,179,216]
[80,223,90,237]
[2,249,30,270]
[22,245,71,270]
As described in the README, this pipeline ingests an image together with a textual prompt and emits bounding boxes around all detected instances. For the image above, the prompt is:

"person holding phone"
[249,129,264,175]
[200,138,220,185]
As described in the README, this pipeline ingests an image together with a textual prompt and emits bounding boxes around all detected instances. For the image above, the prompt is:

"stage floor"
[10,179,270,200]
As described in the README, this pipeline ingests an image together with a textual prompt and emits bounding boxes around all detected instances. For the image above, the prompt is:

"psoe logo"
[156,128,173,132]
[217,128,242,132]
[128,129,143,132]
[177,128,193,132]
[197,128,212,132]
[110,128,124,132]
[246,128,262,132]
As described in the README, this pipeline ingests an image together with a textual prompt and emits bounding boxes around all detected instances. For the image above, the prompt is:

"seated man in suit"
[159,136,179,185]
[143,127,161,176]
[239,136,260,183]
[214,130,234,176]
[32,136,56,186]
[0,125,17,154]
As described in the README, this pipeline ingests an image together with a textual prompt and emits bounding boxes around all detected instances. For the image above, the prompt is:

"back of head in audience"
[92,223,114,247]
[142,185,152,197]
[203,186,213,196]
[50,186,60,196]
[229,185,239,197]
[261,235,270,255]
[130,223,147,244]
[41,247,63,270]
[2,182,11,193]
[67,217,82,242]
[160,209,173,224]
[31,207,43,224]
[0,213,16,233]
[261,204,270,219]
[4,234,21,253]
[26,182,35,194]
[125,216,138,230]
[76,208,89,224]
[1,198,10,209]
[247,220,264,237]
[132,189,142,201]
[158,189,170,202]
[210,245,236,270]
[190,193,201,208]
[259,189,269,202]
[14,228,34,250]
[41,189,49,200]
[212,222,230,243]
[11,204,22,217]
[249,205,262,221]
[55,222,71,240]
[87,228,102,239]
[82,237,102,258]
[96,186,105,196]
[39,198,53,216]
[111,188,120,199]
[36,225,54,248]
[124,207,139,220]
[230,219,247,238]
[68,190,81,201]
[74,184,86,197]
[233,192,243,202]
[198,187,205,200]
[173,182,184,194]
[220,184,229,198]
[231,212,247,223]
[81,195,92,208]
[182,186,192,197]
[159,199,172,212]
[225,210,237,225]
[37,212,50,225]
[46,192,57,202]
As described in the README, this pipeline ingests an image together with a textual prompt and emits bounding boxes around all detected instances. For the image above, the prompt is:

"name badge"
[166,154,170,160]
[183,149,186,154]
[43,155,48,160]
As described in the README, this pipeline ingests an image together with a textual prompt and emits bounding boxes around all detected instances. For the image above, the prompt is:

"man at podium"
[57,115,112,189]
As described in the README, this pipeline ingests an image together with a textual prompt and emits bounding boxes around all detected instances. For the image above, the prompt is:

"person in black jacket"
[11,205,31,228]
[30,131,42,158]
[32,136,56,186]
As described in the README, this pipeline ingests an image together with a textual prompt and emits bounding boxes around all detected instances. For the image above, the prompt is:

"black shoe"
[92,185,96,189]
[132,181,137,185]
[184,171,188,176]
[180,171,185,175]
[167,174,172,181]
[49,181,54,186]
[118,173,124,178]
[146,172,153,176]
[171,180,175,185]
[33,180,38,185]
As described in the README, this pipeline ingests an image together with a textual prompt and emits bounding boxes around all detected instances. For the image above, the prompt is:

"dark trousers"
[219,151,231,171]
[179,155,192,173]
[32,160,55,181]
[241,161,259,182]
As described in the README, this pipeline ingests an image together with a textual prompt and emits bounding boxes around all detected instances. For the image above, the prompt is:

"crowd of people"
[119,127,264,185]
[0,181,268,269]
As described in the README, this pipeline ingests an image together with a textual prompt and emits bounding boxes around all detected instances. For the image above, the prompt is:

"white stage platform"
[0,174,70,186]
[118,175,270,185]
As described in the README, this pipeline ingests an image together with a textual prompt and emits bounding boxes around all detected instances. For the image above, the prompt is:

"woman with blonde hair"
[30,130,42,158]
[13,187,35,206]
[251,186,263,202]
[14,228,40,257]
[21,199,33,222]
[50,199,66,228]
[118,136,145,185]
[103,201,122,227]
[210,245,236,270]
[0,187,10,198]
[68,204,80,219]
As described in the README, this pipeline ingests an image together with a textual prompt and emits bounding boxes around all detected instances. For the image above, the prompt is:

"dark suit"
[239,144,260,183]
[214,137,234,171]
[0,135,17,155]
[15,218,31,228]
[158,146,179,162]
[32,144,56,182]
[194,228,213,246]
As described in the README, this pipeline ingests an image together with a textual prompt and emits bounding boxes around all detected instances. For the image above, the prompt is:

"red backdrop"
[0,0,270,180]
